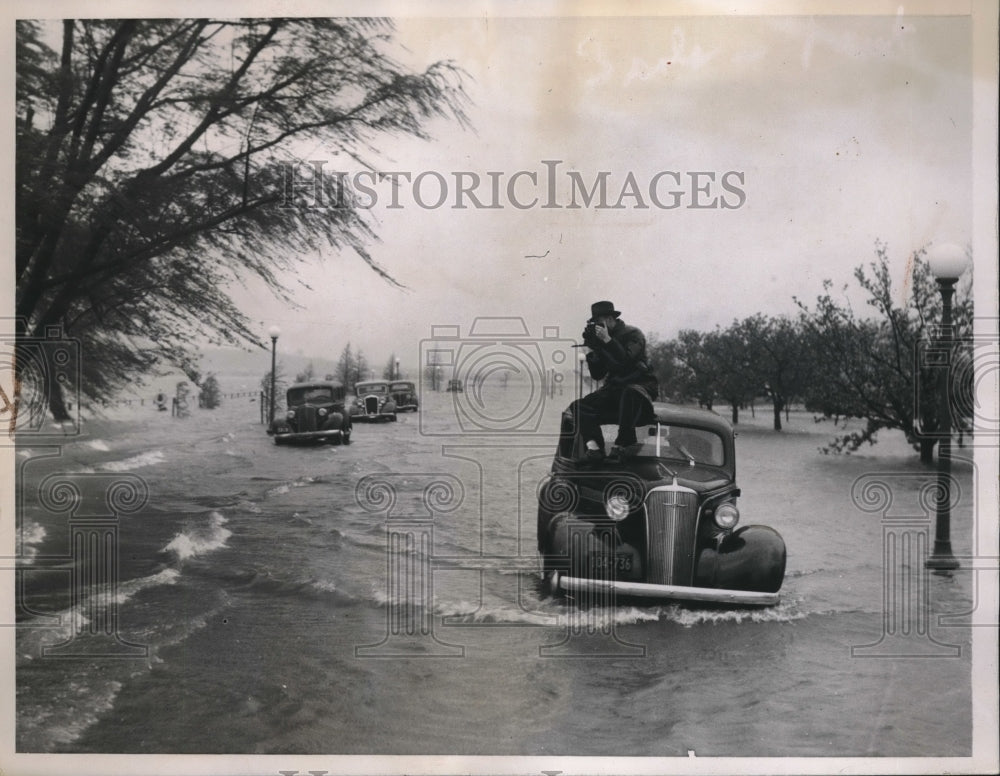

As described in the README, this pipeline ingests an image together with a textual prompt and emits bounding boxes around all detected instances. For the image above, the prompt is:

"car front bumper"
[274,429,344,442]
[553,572,780,606]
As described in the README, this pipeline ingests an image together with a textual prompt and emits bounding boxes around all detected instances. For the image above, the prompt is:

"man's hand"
[594,322,611,343]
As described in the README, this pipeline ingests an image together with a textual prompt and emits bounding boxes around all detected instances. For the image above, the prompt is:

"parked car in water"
[269,381,352,445]
[389,380,419,412]
[537,402,786,606]
[350,380,397,422]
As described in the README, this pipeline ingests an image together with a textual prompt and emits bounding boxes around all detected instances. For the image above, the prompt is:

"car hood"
[551,456,733,495]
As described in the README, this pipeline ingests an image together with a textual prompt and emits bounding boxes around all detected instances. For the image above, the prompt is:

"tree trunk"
[731,404,739,424]
[772,398,783,431]
[47,376,72,422]
[919,438,936,465]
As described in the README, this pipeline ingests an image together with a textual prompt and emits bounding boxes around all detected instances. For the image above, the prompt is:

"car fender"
[694,525,786,593]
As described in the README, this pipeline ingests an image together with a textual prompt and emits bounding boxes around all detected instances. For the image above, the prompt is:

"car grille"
[644,484,698,586]
[297,406,319,431]
[365,396,379,414]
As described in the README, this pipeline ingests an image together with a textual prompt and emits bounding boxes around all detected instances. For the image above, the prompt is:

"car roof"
[355,380,388,387]
[288,380,344,390]
[648,402,734,435]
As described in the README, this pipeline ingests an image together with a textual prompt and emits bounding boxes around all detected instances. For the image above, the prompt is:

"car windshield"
[356,383,387,394]
[391,382,414,391]
[287,386,339,405]
[598,423,726,467]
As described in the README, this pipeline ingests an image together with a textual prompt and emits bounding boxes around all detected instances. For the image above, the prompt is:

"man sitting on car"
[569,300,659,463]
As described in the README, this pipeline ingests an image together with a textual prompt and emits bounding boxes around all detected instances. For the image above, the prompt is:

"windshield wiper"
[673,442,696,466]
[657,462,677,480]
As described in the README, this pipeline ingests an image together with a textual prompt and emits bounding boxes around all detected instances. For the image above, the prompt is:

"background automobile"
[350,379,398,422]
[269,381,352,445]
[389,380,419,412]
[537,403,786,606]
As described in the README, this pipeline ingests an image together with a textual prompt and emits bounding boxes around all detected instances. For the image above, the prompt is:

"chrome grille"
[644,484,698,585]
[298,405,319,431]
[365,396,379,414]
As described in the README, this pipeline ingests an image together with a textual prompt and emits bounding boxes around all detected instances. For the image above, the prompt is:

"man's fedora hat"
[590,300,621,319]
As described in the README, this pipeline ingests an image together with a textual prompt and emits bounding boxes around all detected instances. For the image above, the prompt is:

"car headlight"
[286,410,296,420]
[318,408,328,417]
[604,494,630,521]
[714,502,739,529]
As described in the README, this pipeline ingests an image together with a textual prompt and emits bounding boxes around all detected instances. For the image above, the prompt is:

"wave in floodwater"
[84,449,165,472]
[114,568,181,605]
[17,677,125,752]
[16,567,181,661]
[362,580,811,628]
[163,511,232,561]
[18,520,47,565]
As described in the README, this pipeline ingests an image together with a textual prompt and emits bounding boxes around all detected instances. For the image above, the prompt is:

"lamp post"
[925,243,967,571]
[268,325,280,426]
[395,358,400,381]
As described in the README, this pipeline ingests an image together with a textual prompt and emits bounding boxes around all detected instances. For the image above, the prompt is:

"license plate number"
[590,553,633,574]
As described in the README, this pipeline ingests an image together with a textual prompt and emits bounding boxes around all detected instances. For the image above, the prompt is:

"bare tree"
[796,243,973,462]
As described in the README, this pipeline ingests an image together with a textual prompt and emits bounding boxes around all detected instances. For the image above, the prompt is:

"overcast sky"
[4,4,986,377]
[228,9,976,371]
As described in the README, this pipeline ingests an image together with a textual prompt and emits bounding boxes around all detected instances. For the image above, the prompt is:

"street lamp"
[395,358,400,381]
[925,243,967,571]
[268,325,280,427]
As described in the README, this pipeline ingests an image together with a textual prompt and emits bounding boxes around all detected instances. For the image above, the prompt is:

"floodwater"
[14,381,979,759]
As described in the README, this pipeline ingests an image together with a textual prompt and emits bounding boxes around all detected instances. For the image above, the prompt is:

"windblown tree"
[15,18,469,418]
[796,243,973,462]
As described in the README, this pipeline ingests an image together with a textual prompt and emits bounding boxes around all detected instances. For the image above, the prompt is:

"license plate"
[590,553,633,574]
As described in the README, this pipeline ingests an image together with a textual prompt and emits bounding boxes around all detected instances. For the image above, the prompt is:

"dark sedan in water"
[537,403,786,605]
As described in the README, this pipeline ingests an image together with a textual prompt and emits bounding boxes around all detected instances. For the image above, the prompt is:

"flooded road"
[14,385,978,760]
